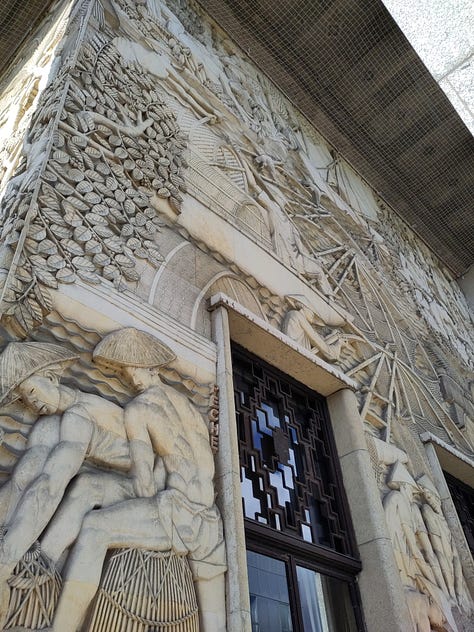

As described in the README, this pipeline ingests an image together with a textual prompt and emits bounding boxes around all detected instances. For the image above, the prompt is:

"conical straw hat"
[417,475,440,497]
[0,342,79,404]
[285,294,315,312]
[285,294,325,326]
[387,461,417,490]
[93,328,176,369]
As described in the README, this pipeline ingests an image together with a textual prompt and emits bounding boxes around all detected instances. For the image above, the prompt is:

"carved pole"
[211,305,251,632]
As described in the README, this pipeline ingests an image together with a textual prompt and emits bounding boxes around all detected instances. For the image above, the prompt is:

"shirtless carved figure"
[282,294,344,362]
[50,327,226,632]
[0,340,134,626]
[0,329,226,631]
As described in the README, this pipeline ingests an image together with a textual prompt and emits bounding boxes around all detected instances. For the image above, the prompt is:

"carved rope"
[96,588,199,627]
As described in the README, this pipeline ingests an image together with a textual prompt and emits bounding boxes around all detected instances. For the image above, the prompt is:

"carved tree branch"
[83,110,153,138]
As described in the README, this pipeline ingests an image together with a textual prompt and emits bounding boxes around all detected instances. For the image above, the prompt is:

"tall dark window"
[444,472,474,554]
[232,345,365,632]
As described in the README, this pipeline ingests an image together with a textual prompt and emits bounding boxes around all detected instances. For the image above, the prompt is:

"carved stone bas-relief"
[88,548,199,632]
[282,294,346,362]
[0,0,192,339]
[0,328,225,631]
[377,442,472,632]
[0,0,473,630]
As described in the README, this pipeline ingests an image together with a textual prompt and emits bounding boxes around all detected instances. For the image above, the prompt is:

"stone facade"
[0,1,472,631]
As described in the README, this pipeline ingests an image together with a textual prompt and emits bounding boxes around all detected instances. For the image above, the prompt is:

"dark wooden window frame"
[444,471,474,555]
[232,343,366,631]
[246,537,366,632]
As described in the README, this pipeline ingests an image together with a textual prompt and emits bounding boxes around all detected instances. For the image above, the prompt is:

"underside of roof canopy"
[1,0,472,276]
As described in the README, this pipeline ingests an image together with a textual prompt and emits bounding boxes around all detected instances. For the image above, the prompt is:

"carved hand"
[153,456,167,492]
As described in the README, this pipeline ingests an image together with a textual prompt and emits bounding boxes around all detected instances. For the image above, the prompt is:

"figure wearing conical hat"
[0,334,154,627]
[384,462,428,590]
[92,326,176,369]
[239,153,335,297]
[418,475,468,607]
[0,341,78,406]
[50,327,226,632]
[282,294,344,362]
[383,461,452,631]
[40,328,177,566]
[384,462,450,598]
[0,342,79,529]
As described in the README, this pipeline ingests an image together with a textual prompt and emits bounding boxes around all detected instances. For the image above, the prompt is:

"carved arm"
[124,405,157,498]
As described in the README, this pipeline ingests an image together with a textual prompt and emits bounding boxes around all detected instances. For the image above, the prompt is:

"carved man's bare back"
[68,391,130,470]
[126,382,215,506]
[74,391,127,438]
[50,377,226,632]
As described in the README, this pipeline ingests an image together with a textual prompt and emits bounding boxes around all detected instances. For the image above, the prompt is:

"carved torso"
[127,382,215,507]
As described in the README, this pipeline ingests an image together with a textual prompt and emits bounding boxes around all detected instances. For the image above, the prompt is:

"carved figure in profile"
[0,341,135,625]
[50,328,226,632]
[282,294,344,362]
[418,475,469,609]
[372,439,474,628]
[38,330,179,570]
[239,152,334,296]
[217,38,264,129]
[383,461,446,632]
[384,463,432,587]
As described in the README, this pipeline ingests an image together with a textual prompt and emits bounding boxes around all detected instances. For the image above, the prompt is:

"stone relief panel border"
[0,323,226,630]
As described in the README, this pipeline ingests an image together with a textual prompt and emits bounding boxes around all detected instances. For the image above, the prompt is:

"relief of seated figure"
[0,329,226,631]
[48,327,226,632]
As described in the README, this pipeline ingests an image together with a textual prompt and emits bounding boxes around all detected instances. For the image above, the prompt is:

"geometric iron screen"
[232,344,354,556]
[444,472,474,555]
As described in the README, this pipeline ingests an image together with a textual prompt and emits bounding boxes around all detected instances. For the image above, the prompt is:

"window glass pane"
[237,348,362,632]
[247,551,293,632]
[444,472,474,554]
[296,566,358,632]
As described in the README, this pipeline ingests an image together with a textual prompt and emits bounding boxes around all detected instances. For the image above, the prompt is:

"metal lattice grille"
[198,0,474,276]
[233,344,353,556]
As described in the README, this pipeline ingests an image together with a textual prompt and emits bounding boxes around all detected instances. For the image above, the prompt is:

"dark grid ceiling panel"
[1,0,472,274]
[200,0,474,276]
[0,0,57,76]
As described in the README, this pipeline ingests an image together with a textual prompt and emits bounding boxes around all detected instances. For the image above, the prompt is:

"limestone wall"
[0,1,472,630]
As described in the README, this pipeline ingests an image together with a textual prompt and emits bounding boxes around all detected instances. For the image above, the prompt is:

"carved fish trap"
[87,548,199,632]
[4,542,62,630]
